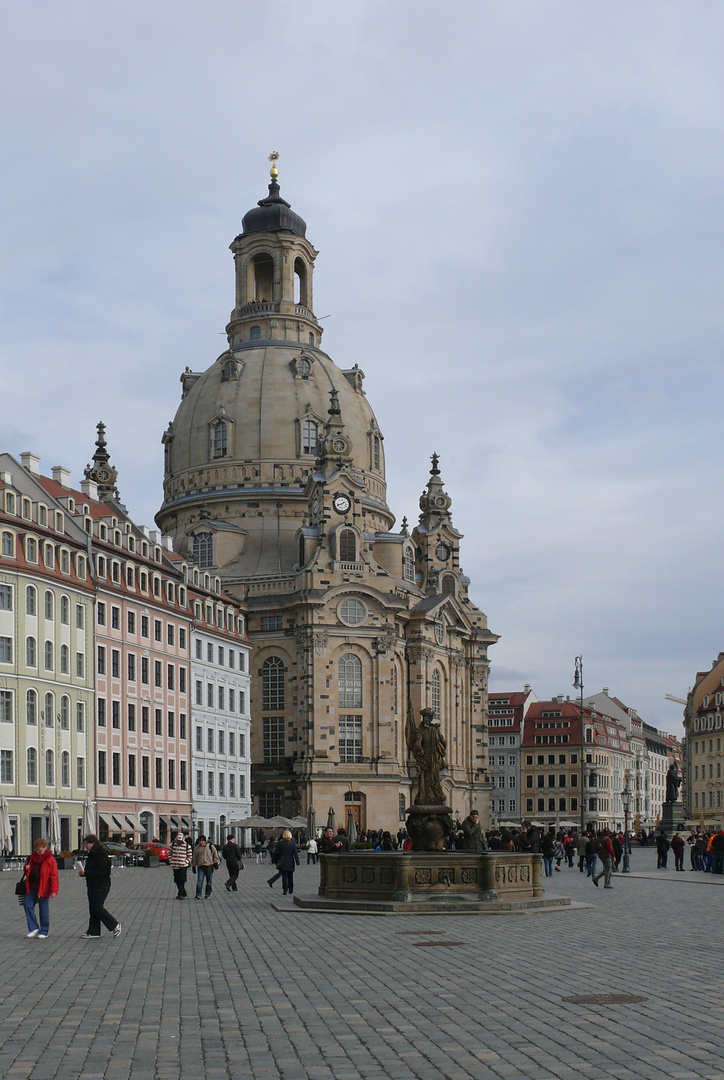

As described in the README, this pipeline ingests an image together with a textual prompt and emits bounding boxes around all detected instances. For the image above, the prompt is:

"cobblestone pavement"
[1,845,722,1080]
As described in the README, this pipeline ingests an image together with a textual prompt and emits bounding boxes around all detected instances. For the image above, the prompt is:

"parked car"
[138,841,170,863]
[78,842,145,866]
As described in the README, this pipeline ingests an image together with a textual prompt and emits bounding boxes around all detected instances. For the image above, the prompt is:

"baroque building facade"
[156,165,498,829]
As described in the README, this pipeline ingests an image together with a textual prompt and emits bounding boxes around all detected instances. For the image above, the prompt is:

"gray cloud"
[3,2,723,734]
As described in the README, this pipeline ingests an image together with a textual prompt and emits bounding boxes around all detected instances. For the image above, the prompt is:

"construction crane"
[665,694,687,706]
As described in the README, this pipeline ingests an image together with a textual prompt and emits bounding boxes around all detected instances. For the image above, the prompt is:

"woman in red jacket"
[23,838,59,939]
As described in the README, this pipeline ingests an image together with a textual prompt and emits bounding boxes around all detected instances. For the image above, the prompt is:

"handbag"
[275,856,284,870]
[15,875,26,896]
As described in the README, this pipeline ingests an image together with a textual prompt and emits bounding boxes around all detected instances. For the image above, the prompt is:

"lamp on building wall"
[191,808,198,844]
[573,656,585,834]
[621,780,632,873]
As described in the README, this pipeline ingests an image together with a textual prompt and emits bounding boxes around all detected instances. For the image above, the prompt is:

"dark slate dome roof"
[240,179,307,238]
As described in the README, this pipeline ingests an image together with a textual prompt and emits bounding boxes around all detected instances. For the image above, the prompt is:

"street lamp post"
[621,782,631,873]
[191,808,198,845]
[573,656,585,836]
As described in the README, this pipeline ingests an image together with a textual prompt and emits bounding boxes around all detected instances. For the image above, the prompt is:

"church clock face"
[96,468,111,483]
[332,438,347,454]
[333,493,351,515]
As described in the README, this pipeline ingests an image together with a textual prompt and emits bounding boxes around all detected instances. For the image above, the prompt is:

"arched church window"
[212,421,227,459]
[262,656,286,711]
[302,420,317,455]
[338,653,363,709]
[372,435,380,471]
[442,574,455,596]
[221,359,236,381]
[193,532,214,569]
[403,547,415,582]
[431,670,441,721]
[298,534,306,568]
[252,253,274,301]
[250,325,261,340]
[339,529,356,562]
[294,257,308,306]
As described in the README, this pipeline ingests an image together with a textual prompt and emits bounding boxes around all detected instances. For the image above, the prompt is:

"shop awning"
[99,812,118,831]
[124,813,142,832]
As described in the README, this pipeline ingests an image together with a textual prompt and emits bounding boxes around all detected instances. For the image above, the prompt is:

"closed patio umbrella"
[0,796,13,853]
[82,797,96,838]
[346,807,358,844]
[326,806,336,832]
[48,800,62,854]
[306,806,316,838]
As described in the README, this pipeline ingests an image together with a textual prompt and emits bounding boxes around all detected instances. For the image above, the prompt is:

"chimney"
[20,452,41,476]
[80,479,99,501]
[149,530,162,546]
[51,465,72,489]
[524,684,531,694]
[602,687,609,695]
[163,536,174,551]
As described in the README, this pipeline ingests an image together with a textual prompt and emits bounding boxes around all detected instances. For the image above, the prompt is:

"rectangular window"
[155,757,163,788]
[207,771,214,796]
[0,637,13,663]
[155,709,162,735]
[196,639,203,660]
[261,616,282,632]
[142,756,150,787]
[229,773,235,798]
[526,799,534,813]
[179,628,186,650]
[76,652,85,678]
[112,701,120,729]
[77,757,85,787]
[207,728,214,752]
[239,652,246,672]
[239,734,245,758]
[179,668,186,694]
[154,661,162,687]
[207,683,214,708]
[218,686,224,710]
[218,730,225,755]
[97,602,106,626]
[229,732,235,757]
[228,651,235,669]
[98,699,107,727]
[76,701,85,732]
[0,585,12,610]
[128,703,136,731]
[154,620,162,642]
[127,610,136,634]
[168,759,175,790]
[179,713,186,740]
[229,688,235,713]
[128,754,137,786]
[180,760,187,790]
[111,607,120,630]
[218,772,225,797]
[142,706,150,734]
[509,776,516,788]
[98,751,107,785]
[167,711,175,738]
[112,752,121,786]
[167,664,175,690]
[196,726,203,751]
[127,653,136,681]
[196,770,203,796]
[141,615,149,638]
[0,750,12,783]
[339,714,363,763]
[207,642,213,662]
[167,624,175,646]
[239,692,246,714]
[97,646,106,674]
[239,774,245,798]
[559,774,566,787]
[196,681,203,705]
[141,657,149,684]
[218,646,225,666]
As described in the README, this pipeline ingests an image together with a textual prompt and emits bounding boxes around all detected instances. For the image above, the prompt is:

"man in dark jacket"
[656,830,670,869]
[221,834,244,892]
[461,810,488,851]
[79,835,121,938]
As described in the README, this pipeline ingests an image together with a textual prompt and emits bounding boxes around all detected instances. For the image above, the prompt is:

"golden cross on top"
[269,151,279,178]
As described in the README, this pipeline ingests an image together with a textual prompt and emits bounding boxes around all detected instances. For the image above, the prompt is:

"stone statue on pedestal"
[665,761,682,804]
[405,706,454,850]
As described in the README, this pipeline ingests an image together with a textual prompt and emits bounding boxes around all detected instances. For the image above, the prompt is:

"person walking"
[592,830,615,889]
[306,836,318,865]
[78,835,121,939]
[577,831,588,873]
[540,830,555,877]
[584,833,600,878]
[22,838,59,939]
[271,830,300,895]
[221,833,244,892]
[169,831,192,898]
[192,835,219,899]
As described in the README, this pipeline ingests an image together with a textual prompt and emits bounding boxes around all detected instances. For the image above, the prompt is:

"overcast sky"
[3,2,723,736]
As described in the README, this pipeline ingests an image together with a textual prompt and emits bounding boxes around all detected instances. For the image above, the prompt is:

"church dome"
[239,178,307,239]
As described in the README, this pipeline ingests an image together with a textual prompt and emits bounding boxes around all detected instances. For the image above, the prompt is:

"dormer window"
[302,420,318,455]
[212,421,227,458]
[402,546,415,582]
[5,492,16,515]
[193,533,213,569]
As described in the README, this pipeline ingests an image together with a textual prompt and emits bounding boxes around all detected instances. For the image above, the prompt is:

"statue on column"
[406,707,447,805]
[665,761,682,804]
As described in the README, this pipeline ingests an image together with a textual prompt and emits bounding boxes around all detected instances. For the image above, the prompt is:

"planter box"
[55,856,75,870]
[143,854,160,867]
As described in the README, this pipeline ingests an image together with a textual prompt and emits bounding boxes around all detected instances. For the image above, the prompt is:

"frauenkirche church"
[156,158,498,830]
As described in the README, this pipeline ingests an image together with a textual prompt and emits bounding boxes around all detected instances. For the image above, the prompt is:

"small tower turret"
[84,421,120,502]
